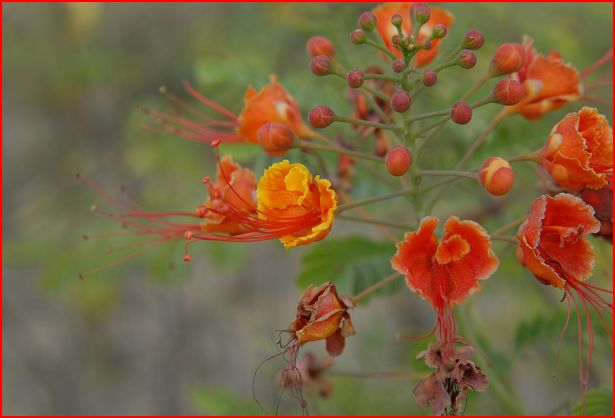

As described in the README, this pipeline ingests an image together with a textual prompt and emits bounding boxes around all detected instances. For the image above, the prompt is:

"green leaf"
[295,236,401,301]
[573,389,612,416]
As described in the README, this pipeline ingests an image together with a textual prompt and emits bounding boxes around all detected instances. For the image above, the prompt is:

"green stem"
[507,149,542,163]
[418,169,477,180]
[410,109,450,123]
[363,73,402,83]
[418,177,462,194]
[333,114,401,131]
[296,140,384,163]
[414,116,449,137]
[336,188,413,213]
[492,216,527,235]
[491,234,517,244]
[353,273,402,304]
[365,39,398,60]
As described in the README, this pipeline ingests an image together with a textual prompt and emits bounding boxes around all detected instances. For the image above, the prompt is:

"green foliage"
[296,236,402,300]
[573,389,613,416]
[189,387,261,415]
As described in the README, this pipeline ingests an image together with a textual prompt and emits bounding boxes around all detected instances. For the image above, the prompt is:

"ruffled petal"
[440,217,499,306]
[392,216,440,307]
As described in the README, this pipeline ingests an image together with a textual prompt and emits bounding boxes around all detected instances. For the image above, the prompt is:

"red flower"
[392,216,498,347]
[510,36,582,119]
[371,2,454,67]
[142,75,313,148]
[541,107,613,190]
[516,193,612,398]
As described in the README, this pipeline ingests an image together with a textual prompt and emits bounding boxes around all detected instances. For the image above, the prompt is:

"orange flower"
[541,107,613,190]
[392,216,498,345]
[516,193,600,289]
[371,2,453,67]
[79,152,336,276]
[510,36,582,119]
[256,160,337,248]
[516,193,611,398]
[291,282,355,356]
[141,75,313,148]
[200,155,257,235]
[237,75,313,142]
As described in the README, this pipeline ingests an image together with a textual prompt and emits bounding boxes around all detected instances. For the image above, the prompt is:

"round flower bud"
[309,105,335,129]
[350,29,367,45]
[422,70,437,87]
[306,36,336,58]
[392,59,406,73]
[422,39,432,50]
[492,79,525,105]
[358,11,377,31]
[257,122,296,154]
[462,29,485,50]
[490,43,525,76]
[391,13,403,27]
[478,157,515,196]
[411,3,430,24]
[311,55,333,76]
[431,23,448,39]
[449,101,473,125]
[391,34,402,46]
[385,145,412,177]
[390,90,411,113]
[458,49,477,69]
[346,70,364,89]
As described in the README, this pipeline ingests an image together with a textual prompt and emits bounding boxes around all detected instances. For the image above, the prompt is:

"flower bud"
[311,55,333,76]
[307,36,336,58]
[492,79,525,105]
[392,59,406,73]
[257,122,296,155]
[478,157,515,196]
[449,101,472,125]
[346,70,364,89]
[462,29,485,50]
[422,39,432,50]
[431,23,447,39]
[349,29,367,45]
[309,105,335,129]
[385,145,412,176]
[358,11,377,31]
[391,90,411,113]
[391,34,402,46]
[411,3,430,24]
[422,70,437,87]
[489,43,525,76]
[391,13,403,27]
[458,49,477,69]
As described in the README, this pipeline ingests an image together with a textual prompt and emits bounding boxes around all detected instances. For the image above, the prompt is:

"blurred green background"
[3,2,612,415]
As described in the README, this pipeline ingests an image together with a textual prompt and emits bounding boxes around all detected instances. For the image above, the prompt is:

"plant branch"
[353,272,402,304]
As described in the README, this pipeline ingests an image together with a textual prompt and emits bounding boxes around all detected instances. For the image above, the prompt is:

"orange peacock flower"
[392,216,499,350]
[516,193,612,398]
[371,2,453,67]
[80,149,336,276]
[255,160,337,248]
[142,75,314,148]
[510,36,582,119]
[540,107,613,190]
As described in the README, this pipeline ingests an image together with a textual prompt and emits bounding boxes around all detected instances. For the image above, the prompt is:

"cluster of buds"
[82,1,612,415]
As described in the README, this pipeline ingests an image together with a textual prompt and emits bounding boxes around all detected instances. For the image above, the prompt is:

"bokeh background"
[3,2,613,415]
